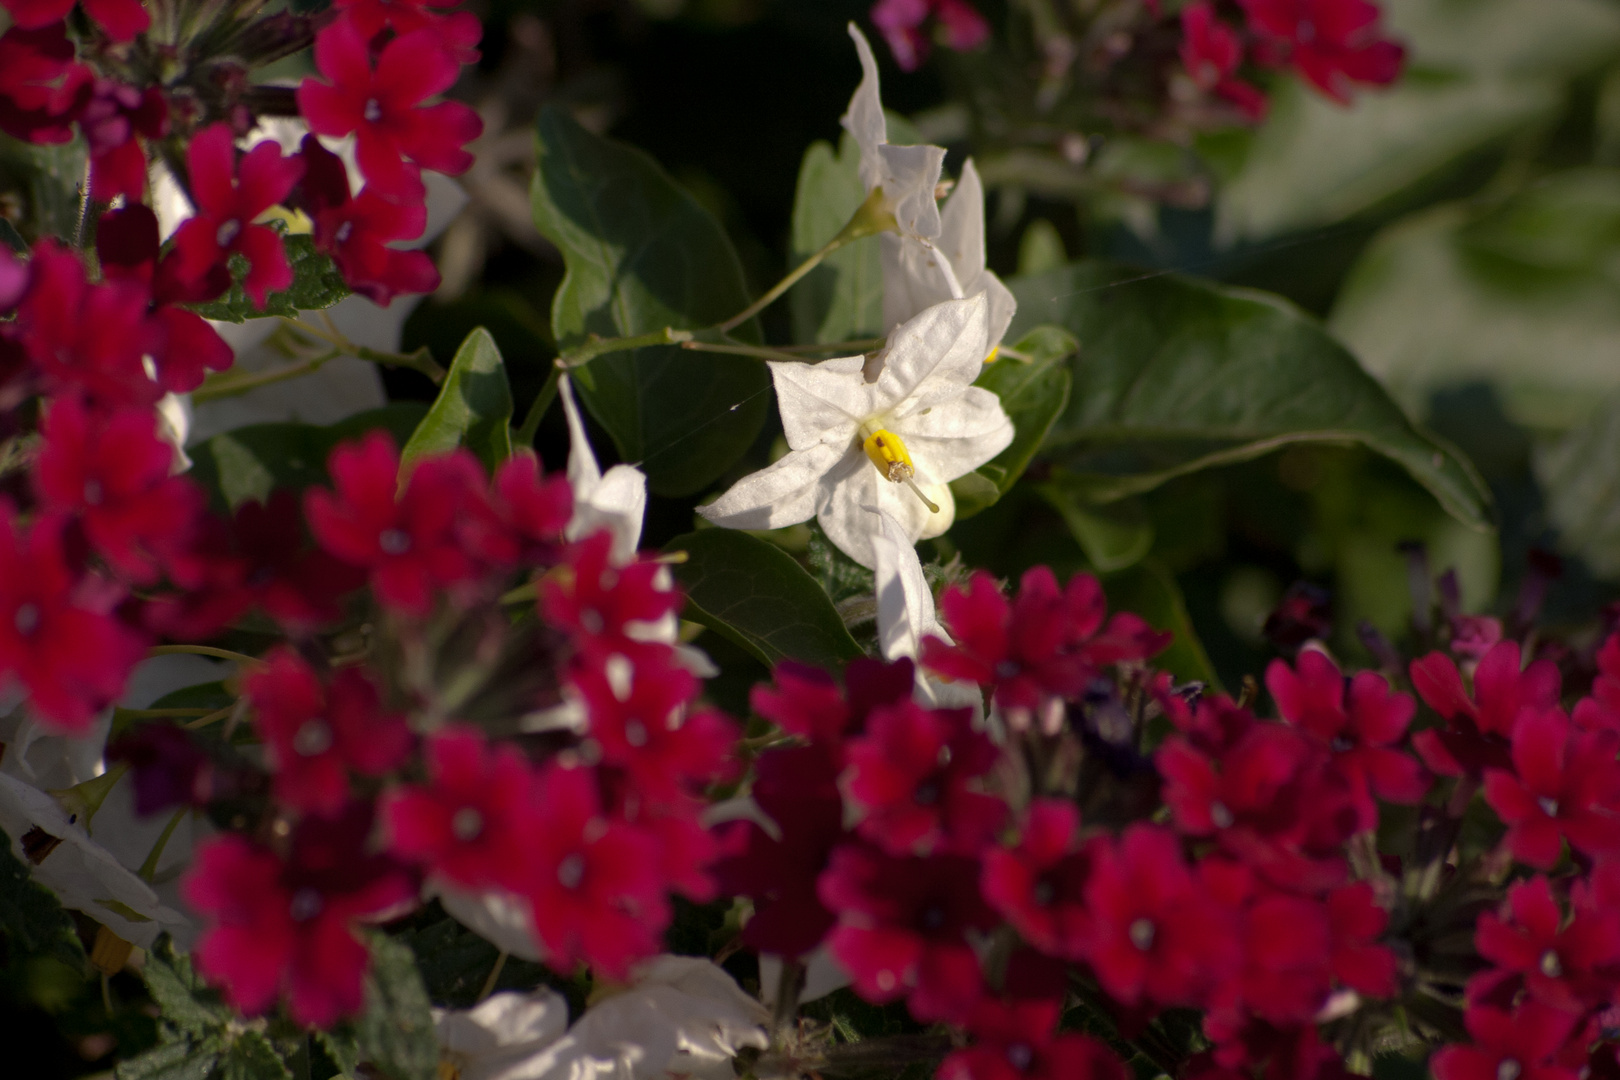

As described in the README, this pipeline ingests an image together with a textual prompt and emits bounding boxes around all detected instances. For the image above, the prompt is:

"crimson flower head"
[1326,882,1399,998]
[299,136,439,304]
[1410,641,1560,777]
[1574,631,1620,734]
[384,726,538,895]
[12,240,159,406]
[870,0,991,72]
[521,763,667,978]
[0,508,144,734]
[246,649,414,816]
[571,649,736,808]
[334,0,482,61]
[939,995,1128,1080]
[297,16,483,204]
[1430,1002,1581,1080]
[923,568,1167,728]
[0,0,149,41]
[1237,0,1404,103]
[305,433,490,616]
[34,397,200,583]
[1267,650,1429,829]
[1180,3,1268,120]
[1482,707,1620,869]
[981,799,1096,960]
[1476,875,1620,1013]
[1077,825,1239,1009]
[844,698,1006,856]
[155,490,365,639]
[713,745,845,958]
[80,80,166,201]
[0,24,93,145]
[183,804,415,1029]
[171,124,305,309]
[95,204,233,392]
[750,656,915,750]
[540,530,681,648]
[819,844,997,1023]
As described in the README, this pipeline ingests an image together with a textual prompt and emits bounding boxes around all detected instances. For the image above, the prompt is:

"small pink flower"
[1476,875,1620,1013]
[1410,641,1560,776]
[246,649,414,816]
[304,432,491,616]
[0,0,149,42]
[980,799,1096,960]
[819,843,996,1023]
[541,530,681,648]
[521,763,667,978]
[870,0,990,72]
[184,806,415,1029]
[171,124,305,309]
[844,698,1005,856]
[385,726,538,894]
[1180,3,1268,120]
[1430,1002,1580,1080]
[0,23,93,145]
[1238,0,1404,104]
[297,15,482,204]
[1483,708,1620,869]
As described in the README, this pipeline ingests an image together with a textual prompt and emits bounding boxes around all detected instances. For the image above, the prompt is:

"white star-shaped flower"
[698,295,1013,570]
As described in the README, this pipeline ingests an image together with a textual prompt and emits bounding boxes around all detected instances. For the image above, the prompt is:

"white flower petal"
[842,24,888,190]
[436,884,545,962]
[759,948,850,1008]
[876,295,990,410]
[819,459,954,569]
[870,506,940,664]
[561,375,648,560]
[877,144,947,239]
[435,989,571,1080]
[697,443,845,532]
[0,773,190,948]
[938,158,986,288]
[769,355,872,452]
[894,387,1016,480]
[881,234,963,338]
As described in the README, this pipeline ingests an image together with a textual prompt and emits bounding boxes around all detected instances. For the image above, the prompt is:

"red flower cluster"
[1178,0,1404,121]
[869,0,991,72]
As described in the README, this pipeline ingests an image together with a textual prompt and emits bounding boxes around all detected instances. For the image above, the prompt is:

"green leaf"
[789,134,885,345]
[188,403,428,512]
[1534,391,1620,580]
[1330,172,1620,430]
[1102,561,1219,690]
[0,217,25,255]
[1040,484,1155,573]
[400,327,514,473]
[355,932,438,1080]
[216,1032,293,1080]
[139,941,232,1041]
[952,325,1077,517]
[115,1037,223,1080]
[1007,261,1493,531]
[190,234,350,324]
[530,106,769,496]
[0,826,85,970]
[1216,0,1620,242]
[665,529,866,669]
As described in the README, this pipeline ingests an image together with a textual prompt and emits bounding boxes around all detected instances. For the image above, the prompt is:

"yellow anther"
[253,205,314,235]
[862,429,915,483]
[984,346,1000,364]
[861,429,940,513]
[90,924,134,976]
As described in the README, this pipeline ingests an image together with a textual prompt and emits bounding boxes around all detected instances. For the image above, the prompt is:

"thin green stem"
[768,337,886,354]
[138,808,188,882]
[558,326,694,369]
[148,644,262,666]
[191,352,337,404]
[516,362,562,447]
[277,317,447,383]
[183,705,236,730]
[477,951,509,1003]
[678,340,810,364]
[116,707,215,719]
[715,185,895,334]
